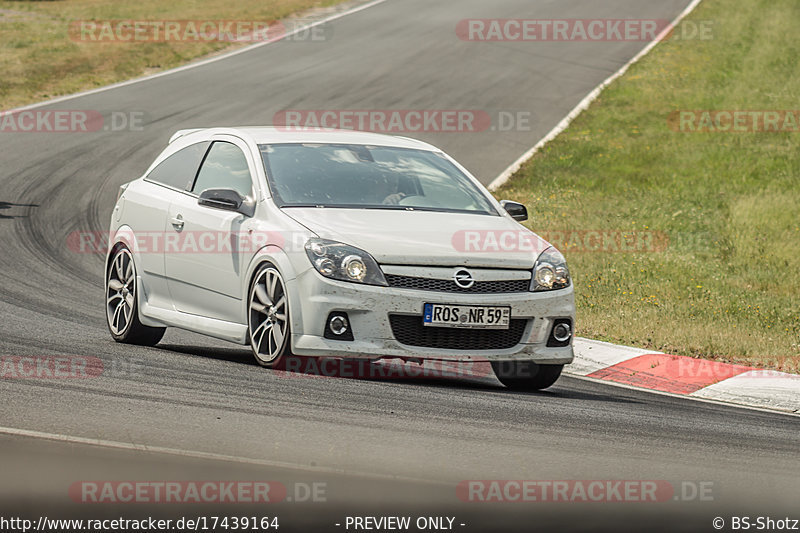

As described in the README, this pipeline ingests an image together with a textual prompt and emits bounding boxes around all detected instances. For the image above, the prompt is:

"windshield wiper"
[280,204,494,215]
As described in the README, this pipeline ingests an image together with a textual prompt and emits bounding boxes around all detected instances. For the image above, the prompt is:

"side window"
[191,141,253,198]
[146,141,210,190]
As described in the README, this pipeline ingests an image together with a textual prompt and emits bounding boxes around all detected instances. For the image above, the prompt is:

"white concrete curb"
[691,371,800,413]
[568,338,800,414]
[569,337,660,376]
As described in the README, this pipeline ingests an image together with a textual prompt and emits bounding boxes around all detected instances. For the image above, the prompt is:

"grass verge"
[496,0,800,372]
[0,0,348,110]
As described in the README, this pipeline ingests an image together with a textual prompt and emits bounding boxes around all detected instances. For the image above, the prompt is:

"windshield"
[259,143,498,215]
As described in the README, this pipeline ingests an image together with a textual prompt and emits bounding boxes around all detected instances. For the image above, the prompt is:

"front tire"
[248,264,291,368]
[491,361,563,391]
[106,245,165,346]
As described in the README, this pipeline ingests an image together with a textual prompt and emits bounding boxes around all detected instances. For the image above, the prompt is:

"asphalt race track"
[0,0,797,531]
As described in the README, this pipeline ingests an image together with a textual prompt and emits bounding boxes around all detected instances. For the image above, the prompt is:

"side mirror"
[499,200,528,222]
[197,189,254,217]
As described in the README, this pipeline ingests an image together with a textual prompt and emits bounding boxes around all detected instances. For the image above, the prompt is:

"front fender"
[241,245,312,335]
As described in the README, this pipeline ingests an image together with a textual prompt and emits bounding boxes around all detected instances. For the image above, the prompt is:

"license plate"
[423,303,510,329]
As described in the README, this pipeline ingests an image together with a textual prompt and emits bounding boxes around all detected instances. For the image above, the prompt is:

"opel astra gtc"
[105,127,575,390]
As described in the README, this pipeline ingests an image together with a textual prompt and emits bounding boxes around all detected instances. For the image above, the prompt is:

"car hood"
[281,207,550,269]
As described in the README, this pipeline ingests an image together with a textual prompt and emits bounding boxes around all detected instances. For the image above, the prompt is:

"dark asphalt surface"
[0,0,798,531]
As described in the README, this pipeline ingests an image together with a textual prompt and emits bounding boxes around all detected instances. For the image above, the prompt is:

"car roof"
[170,127,440,152]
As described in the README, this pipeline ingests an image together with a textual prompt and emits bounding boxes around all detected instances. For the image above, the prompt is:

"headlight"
[305,238,388,286]
[531,246,570,291]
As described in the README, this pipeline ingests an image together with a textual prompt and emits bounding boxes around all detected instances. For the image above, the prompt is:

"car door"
[124,141,210,310]
[164,137,259,323]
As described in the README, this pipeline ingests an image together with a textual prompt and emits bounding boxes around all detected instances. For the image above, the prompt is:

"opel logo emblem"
[453,268,475,289]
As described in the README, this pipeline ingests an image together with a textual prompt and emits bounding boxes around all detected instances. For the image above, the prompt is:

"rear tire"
[491,361,563,391]
[106,245,165,346]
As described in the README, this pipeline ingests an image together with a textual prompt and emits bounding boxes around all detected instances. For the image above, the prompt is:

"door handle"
[170,215,184,229]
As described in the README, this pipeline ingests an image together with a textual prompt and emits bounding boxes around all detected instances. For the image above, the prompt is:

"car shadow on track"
[157,343,499,388]
[393,375,641,405]
[155,343,638,404]
[156,343,256,366]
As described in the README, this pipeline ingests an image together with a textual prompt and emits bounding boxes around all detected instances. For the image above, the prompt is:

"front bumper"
[288,268,575,364]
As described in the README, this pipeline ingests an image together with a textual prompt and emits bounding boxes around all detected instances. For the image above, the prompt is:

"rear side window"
[146,141,210,190]
[191,141,253,198]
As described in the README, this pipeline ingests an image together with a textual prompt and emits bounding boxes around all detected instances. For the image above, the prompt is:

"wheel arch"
[242,245,304,337]
[105,226,139,273]
[105,226,165,328]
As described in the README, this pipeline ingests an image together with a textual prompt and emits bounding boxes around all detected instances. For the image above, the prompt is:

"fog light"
[329,315,349,336]
[547,318,573,347]
[553,322,571,343]
[324,312,354,340]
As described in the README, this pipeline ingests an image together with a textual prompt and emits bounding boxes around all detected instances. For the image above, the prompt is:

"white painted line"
[3,0,390,114]
[0,425,445,486]
[488,0,704,191]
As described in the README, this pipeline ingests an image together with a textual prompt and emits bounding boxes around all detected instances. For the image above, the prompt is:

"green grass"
[496,0,800,372]
[0,0,347,110]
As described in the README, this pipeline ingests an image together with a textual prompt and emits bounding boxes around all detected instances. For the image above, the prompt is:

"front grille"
[385,274,529,294]
[389,314,528,350]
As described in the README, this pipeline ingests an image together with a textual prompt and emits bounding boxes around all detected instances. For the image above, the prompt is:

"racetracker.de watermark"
[451,230,669,254]
[1,356,103,379]
[669,110,800,133]
[67,230,290,255]
[272,109,536,133]
[457,480,714,503]
[69,19,331,43]
[457,19,715,42]
[69,481,289,504]
[275,358,494,380]
[647,355,800,380]
[274,109,490,133]
[0,110,146,133]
